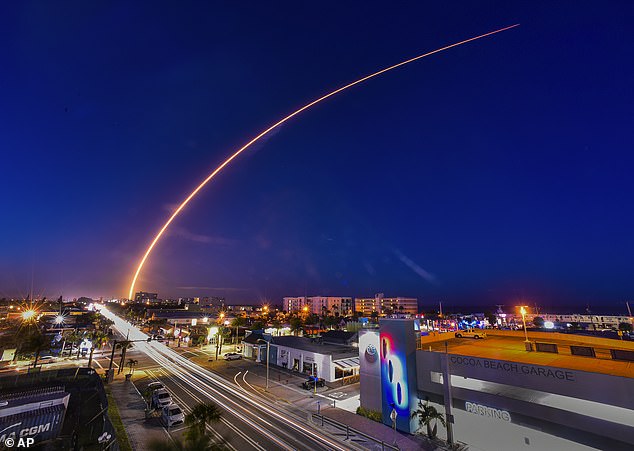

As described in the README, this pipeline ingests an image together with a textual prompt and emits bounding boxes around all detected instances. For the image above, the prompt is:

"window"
[335,367,353,379]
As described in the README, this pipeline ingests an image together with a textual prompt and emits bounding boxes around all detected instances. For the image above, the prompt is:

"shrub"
[356,406,383,422]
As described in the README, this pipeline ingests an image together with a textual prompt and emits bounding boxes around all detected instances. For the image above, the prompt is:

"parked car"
[302,377,325,390]
[147,381,164,392]
[223,352,242,361]
[152,389,172,408]
[455,329,487,339]
[161,403,185,427]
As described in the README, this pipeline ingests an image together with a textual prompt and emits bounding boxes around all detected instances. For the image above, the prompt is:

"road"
[100,306,357,451]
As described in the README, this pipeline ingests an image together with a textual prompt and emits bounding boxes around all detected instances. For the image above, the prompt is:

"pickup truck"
[455,329,486,339]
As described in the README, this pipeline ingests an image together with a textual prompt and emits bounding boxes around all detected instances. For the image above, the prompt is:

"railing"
[310,413,399,450]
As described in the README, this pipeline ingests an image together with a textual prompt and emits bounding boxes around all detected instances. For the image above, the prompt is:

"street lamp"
[21,309,37,322]
[520,306,532,351]
[208,326,220,359]
[256,338,270,391]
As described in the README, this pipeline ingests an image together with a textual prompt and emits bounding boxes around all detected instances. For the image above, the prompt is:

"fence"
[310,413,399,450]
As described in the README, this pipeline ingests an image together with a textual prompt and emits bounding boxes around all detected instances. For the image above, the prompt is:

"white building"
[260,336,359,383]
[284,296,353,316]
[355,293,418,316]
[283,296,307,313]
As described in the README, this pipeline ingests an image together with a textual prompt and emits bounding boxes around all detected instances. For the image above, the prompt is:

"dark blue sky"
[2,2,633,312]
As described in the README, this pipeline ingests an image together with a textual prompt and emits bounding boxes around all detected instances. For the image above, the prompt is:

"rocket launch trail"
[127,24,520,299]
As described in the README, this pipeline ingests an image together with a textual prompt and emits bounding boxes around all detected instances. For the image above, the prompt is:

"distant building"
[355,293,418,316]
[147,309,214,325]
[528,313,633,330]
[226,305,255,313]
[134,292,158,303]
[284,296,353,316]
[308,296,353,316]
[284,296,308,313]
[199,297,225,308]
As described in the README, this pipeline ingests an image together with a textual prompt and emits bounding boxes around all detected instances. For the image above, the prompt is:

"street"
[100,306,358,451]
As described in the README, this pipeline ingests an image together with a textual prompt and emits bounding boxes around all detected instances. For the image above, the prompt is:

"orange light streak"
[128,24,520,299]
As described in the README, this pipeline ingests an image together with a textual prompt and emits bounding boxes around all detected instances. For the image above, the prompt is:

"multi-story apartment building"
[284,296,353,316]
[354,293,418,316]
[284,296,308,313]
[308,296,353,316]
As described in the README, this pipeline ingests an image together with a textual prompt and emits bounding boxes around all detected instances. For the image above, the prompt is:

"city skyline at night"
[2,3,633,311]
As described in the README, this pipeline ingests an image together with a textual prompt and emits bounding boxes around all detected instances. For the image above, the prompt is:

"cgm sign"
[465,402,511,422]
[0,422,51,443]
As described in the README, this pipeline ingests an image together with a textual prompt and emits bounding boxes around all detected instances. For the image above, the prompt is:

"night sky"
[2,2,633,312]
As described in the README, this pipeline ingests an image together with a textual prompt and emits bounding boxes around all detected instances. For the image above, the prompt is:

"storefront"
[270,336,359,383]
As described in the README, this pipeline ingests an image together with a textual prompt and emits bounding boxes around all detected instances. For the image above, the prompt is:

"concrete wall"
[486,329,634,349]
[358,329,381,412]
[415,350,634,450]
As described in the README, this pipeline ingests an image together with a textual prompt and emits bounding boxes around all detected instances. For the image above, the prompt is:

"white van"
[162,404,185,427]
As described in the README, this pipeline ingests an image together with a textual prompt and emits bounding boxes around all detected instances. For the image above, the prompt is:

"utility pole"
[88,347,94,368]
[106,340,118,383]
[441,341,455,446]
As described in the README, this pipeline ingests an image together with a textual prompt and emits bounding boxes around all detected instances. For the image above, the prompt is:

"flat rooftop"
[272,336,358,360]
[423,332,634,378]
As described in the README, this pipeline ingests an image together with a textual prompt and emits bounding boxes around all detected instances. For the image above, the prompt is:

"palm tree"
[148,429,226,451]
[185,402,222,437]
[93,330,109,349]
[411,399,446,439]
[271,319,282,336]
[63,330,83,356]
[289,316,303,336]
[21,329,48,367]
[230,317,245,344]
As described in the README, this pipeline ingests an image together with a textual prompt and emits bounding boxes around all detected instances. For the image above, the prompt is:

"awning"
[333,357,360,369]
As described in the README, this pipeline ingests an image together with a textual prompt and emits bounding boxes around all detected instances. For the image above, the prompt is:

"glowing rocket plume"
[128,24,519,299]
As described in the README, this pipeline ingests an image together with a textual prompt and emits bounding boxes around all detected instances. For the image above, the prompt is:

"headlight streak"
[148,348,332,450]
[148,367,260,451]
[127,24,520,299]
[101,307,348,450]
[150,360,294,451]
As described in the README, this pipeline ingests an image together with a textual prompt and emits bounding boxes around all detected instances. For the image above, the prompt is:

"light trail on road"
[100,306,354,450]
[127,24,520,299]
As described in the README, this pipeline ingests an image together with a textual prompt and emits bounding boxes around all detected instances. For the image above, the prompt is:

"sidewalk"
[320,406,430,451]
[108,372,169,451]
[219,359,434,450]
